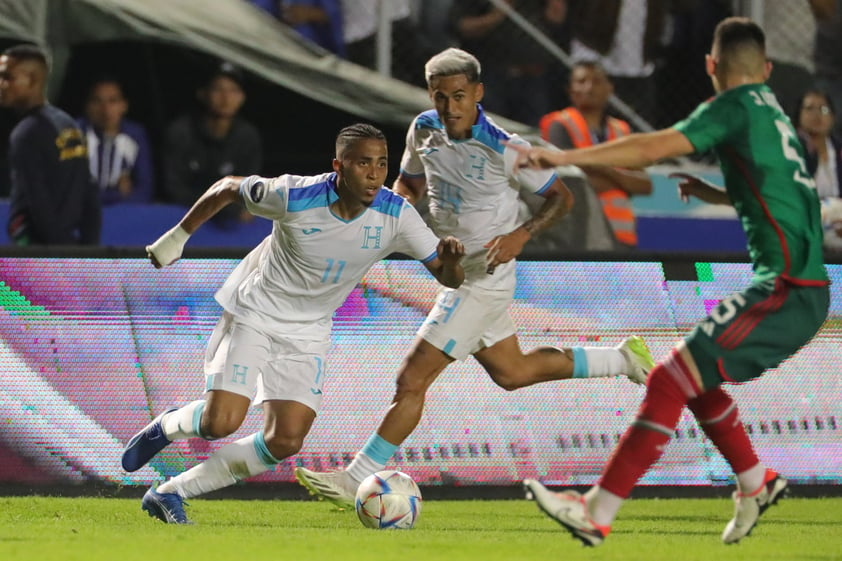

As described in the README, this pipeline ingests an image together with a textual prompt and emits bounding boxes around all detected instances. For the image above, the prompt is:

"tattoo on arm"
[521,191,568,237]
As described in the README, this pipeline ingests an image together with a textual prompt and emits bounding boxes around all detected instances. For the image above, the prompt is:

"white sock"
[736,463,766,495]
[161,400,206,441]
[157,432,279,498]
[345,452,386,484]
[576,347,627,378]
[586,485,624,527]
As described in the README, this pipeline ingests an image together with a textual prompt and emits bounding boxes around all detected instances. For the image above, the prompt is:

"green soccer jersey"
[674,83,829,285]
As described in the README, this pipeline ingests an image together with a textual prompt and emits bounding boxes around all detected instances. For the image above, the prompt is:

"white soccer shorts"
[417,283,516,361]
[203,312,331,412]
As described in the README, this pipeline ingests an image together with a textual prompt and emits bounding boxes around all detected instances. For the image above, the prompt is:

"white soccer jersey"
[214,172,439,339]
[400,106,557,289]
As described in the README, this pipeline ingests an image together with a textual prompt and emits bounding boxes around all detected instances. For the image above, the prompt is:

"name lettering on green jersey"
[774,120,815,190]
[748,90,782,111]
[749,89,815,190]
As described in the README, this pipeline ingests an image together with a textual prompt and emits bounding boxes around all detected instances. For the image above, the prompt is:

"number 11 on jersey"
[322,259,346,284]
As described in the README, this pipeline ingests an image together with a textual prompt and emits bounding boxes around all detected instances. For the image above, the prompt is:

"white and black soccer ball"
[355,470,422,529]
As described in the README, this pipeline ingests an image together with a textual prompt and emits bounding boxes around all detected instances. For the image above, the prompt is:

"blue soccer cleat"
[121,408,176,472]
[142,487,191,524]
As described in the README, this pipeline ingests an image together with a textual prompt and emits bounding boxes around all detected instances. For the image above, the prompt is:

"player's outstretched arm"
[671,172,731,206]
[582,165,653,196]
[512,129,695,171]
[424,236,466,288]
[146,175,244,268]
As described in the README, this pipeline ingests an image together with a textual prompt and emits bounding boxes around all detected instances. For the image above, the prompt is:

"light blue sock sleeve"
[254,431,281,467]
[360,433,398,465]
[572,346,588,379]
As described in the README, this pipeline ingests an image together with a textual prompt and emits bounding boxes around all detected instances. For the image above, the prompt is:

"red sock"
[687,388,759,474]
[599,365,687,498]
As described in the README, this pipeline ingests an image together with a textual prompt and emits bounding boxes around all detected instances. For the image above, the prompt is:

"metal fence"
[326,0,822,129]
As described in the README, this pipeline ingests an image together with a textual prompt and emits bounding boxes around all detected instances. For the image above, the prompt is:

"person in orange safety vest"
[540,61,652,248]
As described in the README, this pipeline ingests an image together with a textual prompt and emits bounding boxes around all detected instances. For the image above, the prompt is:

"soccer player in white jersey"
[120,123,465,524]
[295,49,656,508]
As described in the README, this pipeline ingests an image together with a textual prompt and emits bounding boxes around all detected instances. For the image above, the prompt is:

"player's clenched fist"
[146,225,190,268]
[437,235,465,264]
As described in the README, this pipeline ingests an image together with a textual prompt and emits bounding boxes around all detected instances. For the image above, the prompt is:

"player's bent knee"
[486,369,527,391]
[263,433,304,460]
[200,415,243,440]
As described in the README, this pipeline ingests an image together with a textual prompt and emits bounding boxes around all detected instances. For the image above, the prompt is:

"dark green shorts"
[685,278,829,390]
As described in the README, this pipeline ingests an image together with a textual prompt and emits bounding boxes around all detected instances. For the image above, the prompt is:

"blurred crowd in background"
[0,0,840,252]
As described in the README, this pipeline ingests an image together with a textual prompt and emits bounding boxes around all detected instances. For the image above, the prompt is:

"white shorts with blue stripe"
[417,283,516,361]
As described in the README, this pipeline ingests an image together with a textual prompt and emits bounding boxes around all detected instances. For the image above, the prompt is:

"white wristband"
[146,225,190,266]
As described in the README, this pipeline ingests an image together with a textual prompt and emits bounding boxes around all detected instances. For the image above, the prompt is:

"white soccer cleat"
[617,336,655,385]
[722,470,788,544]
[295,467,357,510]
[523,479,610,547]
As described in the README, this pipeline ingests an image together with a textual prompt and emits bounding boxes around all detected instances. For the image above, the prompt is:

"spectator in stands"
[0,44,100,245]
[449,0,567,126]
[77,77,154,205]
[795,88,842,251]
[540,61,652,249]
[340,0,429,86]
[758,0,817,119]
[658,0,731,127]
[568,0,668,127]
[247,0,345,56]
[162,61,262,228]
[413,0,457,55]
[811,0,842,139]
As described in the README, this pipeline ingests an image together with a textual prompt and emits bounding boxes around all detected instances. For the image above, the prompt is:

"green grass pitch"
[0,496,840,561]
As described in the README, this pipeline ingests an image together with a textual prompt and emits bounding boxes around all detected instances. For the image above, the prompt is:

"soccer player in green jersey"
[515,17,830,547]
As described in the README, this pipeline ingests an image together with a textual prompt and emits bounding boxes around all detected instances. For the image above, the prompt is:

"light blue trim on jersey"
[288,174,339,213]
[471,106,509,154]
[413,106,509,154]
[361,433,398,465]
[415,109,444,130]
[572,347,588,379]
[329,208,362,223]
[328,186,404,223]
[254,431,281,467]
[370,188,405,218]
[535,173,558,196]
[443,339,457,355]
[420,250,437,263]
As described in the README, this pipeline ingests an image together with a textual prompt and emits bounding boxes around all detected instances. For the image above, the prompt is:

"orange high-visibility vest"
[539,108,637,246]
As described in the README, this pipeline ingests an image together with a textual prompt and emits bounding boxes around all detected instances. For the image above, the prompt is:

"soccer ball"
[355,470,422,529]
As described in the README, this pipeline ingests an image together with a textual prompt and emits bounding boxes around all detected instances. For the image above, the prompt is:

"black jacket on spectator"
[7,104,101,245]
[799,131,842,197]
[162,113,262,227]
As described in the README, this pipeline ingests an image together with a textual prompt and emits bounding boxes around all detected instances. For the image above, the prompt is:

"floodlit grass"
[0,496,840,561]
